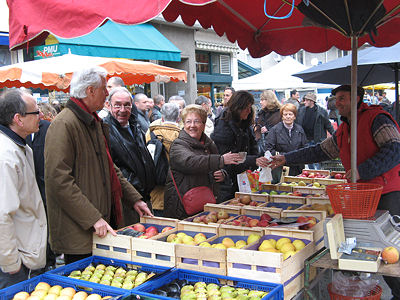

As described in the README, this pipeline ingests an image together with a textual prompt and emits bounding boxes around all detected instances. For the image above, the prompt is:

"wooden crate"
[281,210,326,250]
[227,228,314,299]
[330,170,346,179]
[314,177,347,185]
[219,198,267,211]
[283,176,314,184]
[269,194,306,205]
[234,191,270,202]
[241,206,281,219]
[218,226,264,237]
[92,216,178,261]
[262,183,293,192]
[292,185,326,196]
[203,203,243,215]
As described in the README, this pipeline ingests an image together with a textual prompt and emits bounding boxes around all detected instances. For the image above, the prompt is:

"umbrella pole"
[350,36,358,183]
[395,65,399,124]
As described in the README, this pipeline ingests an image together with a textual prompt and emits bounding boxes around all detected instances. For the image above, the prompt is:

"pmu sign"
[34,44,61,59]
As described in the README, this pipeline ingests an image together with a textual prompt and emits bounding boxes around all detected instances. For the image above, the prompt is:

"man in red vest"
[270,84,400,299]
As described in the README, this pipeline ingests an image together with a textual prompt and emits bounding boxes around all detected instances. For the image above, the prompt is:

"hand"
[270,155,286,169]
[134,200,154,218]
[213,170,225,182]
[222,152,241,165]
[93,218,116,238]
[256,156,271,168]
[345,169,359,181]
[261,126,268,134]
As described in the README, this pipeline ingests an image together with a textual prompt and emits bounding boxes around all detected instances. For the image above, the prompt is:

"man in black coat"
[104,87,156,225]
[26,118,56,271]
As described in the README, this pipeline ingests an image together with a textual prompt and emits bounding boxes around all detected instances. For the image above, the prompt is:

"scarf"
[70,97,123,227]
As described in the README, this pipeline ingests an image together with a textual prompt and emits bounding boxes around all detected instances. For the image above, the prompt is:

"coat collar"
[66,99,97,127]
[0,124,26,146]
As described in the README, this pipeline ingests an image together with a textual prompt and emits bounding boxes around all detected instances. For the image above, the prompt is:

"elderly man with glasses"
[0,89,47,288]
[103,87,157,224]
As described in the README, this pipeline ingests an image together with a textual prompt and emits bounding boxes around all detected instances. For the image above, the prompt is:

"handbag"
[170,170,216,215]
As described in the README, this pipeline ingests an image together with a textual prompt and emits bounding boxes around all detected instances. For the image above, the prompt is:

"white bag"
[237,172,252,193]
[259,150,273,183]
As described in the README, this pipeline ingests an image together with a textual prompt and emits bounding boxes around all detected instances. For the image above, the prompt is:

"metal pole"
[395,65,399,124]
[351,36,358,183]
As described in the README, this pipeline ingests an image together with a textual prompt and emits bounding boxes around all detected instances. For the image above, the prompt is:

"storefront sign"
[34,44,61,59]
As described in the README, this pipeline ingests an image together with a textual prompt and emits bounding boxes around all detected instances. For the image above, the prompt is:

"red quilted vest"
[336,103,400,194]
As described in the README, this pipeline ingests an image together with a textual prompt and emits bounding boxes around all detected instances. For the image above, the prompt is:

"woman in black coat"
[211,91,266,202]
[265,103,307,183]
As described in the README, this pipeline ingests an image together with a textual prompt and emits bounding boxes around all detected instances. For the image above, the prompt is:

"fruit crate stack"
[92,216,178,262]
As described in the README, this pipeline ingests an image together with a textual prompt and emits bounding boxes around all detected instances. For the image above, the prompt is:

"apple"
[258,220,269,227]
[302,171,309,177]
[308,173,315,178]
[334,174,343,179]
[382,246,399,264]
[248,219,259,227]
[145,226,158,233]
[260,213,272,222]
[249,201,258,206]
[161,226,174,233]
[240,196,251,205]
[217,211,229,220]
[133,223,146,232]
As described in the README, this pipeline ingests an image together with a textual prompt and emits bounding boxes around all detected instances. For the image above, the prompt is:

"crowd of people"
[1,65,400,298]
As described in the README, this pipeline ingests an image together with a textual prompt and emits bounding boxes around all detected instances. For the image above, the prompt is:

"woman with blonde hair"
[265,103,307,183]
[164,104,241,219]
[254,90,282,153]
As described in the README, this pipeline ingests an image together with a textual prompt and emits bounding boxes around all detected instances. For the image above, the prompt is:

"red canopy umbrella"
[6,0,400,181]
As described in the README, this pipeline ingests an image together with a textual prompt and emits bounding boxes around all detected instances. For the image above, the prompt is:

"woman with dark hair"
[211,91,266,202]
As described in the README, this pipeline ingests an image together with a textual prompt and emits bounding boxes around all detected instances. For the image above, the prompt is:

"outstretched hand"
[222,152,242,165]
[270,155,286,169]
[134,200,154,218]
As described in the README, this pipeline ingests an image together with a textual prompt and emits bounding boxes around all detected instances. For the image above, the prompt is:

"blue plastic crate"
[265,202,303,210]
[132,268,283,300]
[46,256,171,292]
[0,274,128,300]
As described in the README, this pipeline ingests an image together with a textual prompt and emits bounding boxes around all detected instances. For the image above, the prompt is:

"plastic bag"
[331,271,379,297]
[259,151,273,183]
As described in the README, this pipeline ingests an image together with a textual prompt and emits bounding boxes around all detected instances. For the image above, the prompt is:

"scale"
[323,210,400,249]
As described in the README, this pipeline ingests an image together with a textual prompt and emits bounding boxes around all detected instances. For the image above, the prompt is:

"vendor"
[270,84,400,300]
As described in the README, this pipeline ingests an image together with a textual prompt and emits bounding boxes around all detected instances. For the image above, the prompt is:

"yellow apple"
[276,238,291,250]
[235,240,247,249]
[280,243,296,253]
[247,233,261,245]
[292,240,306,251]
[382,246,400,264]
[35,283,51,292]
[13,292,30,300]
[194,233,207,243]
[199,242,211,247]
[283,250,296,260]
[222,237,235,248]
[258,240,275,251]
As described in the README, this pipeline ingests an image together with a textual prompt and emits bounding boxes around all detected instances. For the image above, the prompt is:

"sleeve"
[116,164,143,207]
[285,138,334,165]
[358,114,400,180]
[44,120,102,231]
[265,126,278,154]
[169,141,221,175]
[0,160,22,272]
[322,109,335,135]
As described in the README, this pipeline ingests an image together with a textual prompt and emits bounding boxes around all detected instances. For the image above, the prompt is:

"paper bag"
[237,171,252,193]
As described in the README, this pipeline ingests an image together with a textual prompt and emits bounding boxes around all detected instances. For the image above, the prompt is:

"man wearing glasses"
[104,87,156,225]
[0,89,47,288]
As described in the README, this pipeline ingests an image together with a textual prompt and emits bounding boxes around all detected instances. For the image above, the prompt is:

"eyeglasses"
[184,119,203,126]
[24,110,40,115]
[112,104,132,109]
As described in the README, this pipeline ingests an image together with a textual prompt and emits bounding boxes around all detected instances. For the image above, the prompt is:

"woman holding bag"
[164,104,241,219]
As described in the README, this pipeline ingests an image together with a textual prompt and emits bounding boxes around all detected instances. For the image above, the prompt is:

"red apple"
[334,174,343,179]
[249,201,258,206]
[248,219,259,227]
[145,226,158,233]
[161,226,174,233]
[302,171,309,176]
[306,217,317,228]
[258,220,269,227]
[296,216,308,224]
[308,173,315,178]
[260,213,272,222]
[133,223,146,232]
[382,247,400,264]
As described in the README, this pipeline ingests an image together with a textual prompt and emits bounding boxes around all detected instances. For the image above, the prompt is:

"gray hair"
[108,87,133,103]
[168,95,186,108]
[153,94,165,105]
[0,89,27,126]
[161,102,179,122]
[134,93,148,103]
[107,76,125,87]
[70,66,107,99]
[195,95,209,106]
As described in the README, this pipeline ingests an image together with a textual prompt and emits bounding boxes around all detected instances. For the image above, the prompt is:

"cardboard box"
[326,214,381,272]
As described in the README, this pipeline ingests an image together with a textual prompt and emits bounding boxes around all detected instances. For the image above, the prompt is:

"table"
[304,247,400,300]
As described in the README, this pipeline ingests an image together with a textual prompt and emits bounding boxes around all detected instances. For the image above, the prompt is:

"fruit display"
[297,170,329,178]
[296,216,318,230]
[199,234,260,250]
[257,237,307,260]
[67,264,155,289]
[300,203,334,215]
[224,214,277,228]
[150,279,269,299]
[225,196,264,207]
[165,232,213,245]
[12,282,112,300]
[281,181,326,189]
[190,211,236,224]
[116,223,174,239]
[265,202,302,210]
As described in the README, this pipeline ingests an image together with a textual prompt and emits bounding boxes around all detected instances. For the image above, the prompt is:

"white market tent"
[232,57,336,91]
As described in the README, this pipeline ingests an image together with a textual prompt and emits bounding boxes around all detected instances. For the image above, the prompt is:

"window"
[196,53,209,73]
[220,55,231,74]
[337,49,349,58]
[291,50,304,64]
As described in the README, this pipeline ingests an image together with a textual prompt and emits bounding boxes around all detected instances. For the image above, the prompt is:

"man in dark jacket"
[104,87,156,224]
[296,92,335,169]
[134,93,151,135]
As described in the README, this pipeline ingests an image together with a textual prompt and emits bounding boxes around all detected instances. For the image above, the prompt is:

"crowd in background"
[1,67,399,289]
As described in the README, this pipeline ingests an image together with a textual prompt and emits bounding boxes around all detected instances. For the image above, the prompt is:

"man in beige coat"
[0,90,47,288]
[45,67,152,264]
